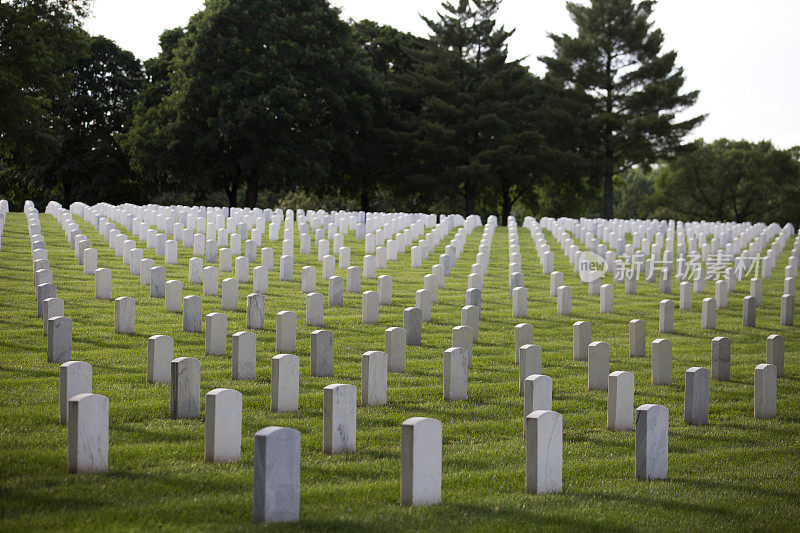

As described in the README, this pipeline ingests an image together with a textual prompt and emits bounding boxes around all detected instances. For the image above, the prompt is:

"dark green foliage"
[124,0,370,208]
[541,0,704,218]
[652,139,800,225]
[615,167,656,219]
[0,0,91,208]
[0,0,90,164]
[2,0,792,227]
[402,0,539,219]
[38,35,144,205]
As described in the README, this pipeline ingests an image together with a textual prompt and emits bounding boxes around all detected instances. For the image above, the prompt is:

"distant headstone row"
[14,198,794,524]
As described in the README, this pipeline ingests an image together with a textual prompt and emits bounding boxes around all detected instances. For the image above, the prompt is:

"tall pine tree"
[405,0,535,217]
[541,0,704,218]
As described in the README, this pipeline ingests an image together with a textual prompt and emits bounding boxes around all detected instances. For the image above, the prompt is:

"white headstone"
[94,268,111,299]
[276,311,297,353]
[221,277,239,311]
[512,286,528,318]
[385,327,406,373]
[205,388,242,463]
[377,275,392,305]
[306,292,323,326]
[82,248,97,274]
[235,255,249,283]
[513,323,534,365]
[588,341,610,391]
[401,417,442,506]
[608,371,634,431]
[59,361,92,425]
[253,265,268,294]
[323,383,357,454]
[600,284,613,313]
[750,278,762,307]
[362,290,379,324]
[67,393,109,473]
[246,293,265,330]
[205,312,227,356]
[261,247,274,271]
[252,426,300,523]
[147,334,173,383]
[652,338,672,385]
[404,307,422,346]
[572,321,591,362]
[43,297,64,336]
[525,410,562,494]
[301,266,316,294]
[310,329,334,377]
[415,289,432,322]
[715,279,728,308]
[711,336,731,381]
[165,280,183,313]
[629,319,645,357]
[328,276,344,307]
[519,344,543,396]
[766,333,785,377]
[679,281,692,311]
[524,375,553,430]
[659,299,674,333]
[701,297,716,329]
[557,285,571,315]
[443,347,468,401]
[684,367,710,425]
[754,363,777,419]
[635,404,668,480]
[232,331,257,380]
[549,271,563,298]
[742,295,756,327]
[270,354,299,413]
[182,295,202,333]
[781,294,794,326]
[361,351,388,406]
[114,296,135,334]
[170,357,201,419]
[279,254,293,281]
[47,315,72,363]
[461,305,479,342]
[188,257,202,284]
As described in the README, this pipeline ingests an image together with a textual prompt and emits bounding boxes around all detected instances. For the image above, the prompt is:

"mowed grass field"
[1,209,798,532]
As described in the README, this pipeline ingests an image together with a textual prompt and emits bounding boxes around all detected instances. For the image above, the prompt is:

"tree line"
[2,0,799,225]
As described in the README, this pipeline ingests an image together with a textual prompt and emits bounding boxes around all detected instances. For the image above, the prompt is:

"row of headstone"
[533,215,788,299]
[23,203,792,529]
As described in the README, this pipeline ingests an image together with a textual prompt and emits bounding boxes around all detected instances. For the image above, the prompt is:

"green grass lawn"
[1,209,798,532]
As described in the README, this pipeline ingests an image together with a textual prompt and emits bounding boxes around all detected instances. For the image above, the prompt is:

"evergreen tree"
[541,0,704,218]
[405,0,536,218]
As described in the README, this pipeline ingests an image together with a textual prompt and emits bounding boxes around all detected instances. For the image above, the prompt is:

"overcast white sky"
[83,0,800,148]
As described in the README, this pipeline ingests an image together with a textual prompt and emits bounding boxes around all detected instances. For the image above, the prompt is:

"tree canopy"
[0,0,90,164]
[9,0,787,228]
[541,0,704,218]
[651,139,800,225]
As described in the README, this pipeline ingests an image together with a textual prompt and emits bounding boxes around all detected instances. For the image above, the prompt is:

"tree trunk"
[500,186,512,226]
[360,187,370,212]
[244,175,259,208]
[603,169,614,219]
[226,181,239,208]
[464,179,475,216]
[62,179,72,207]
